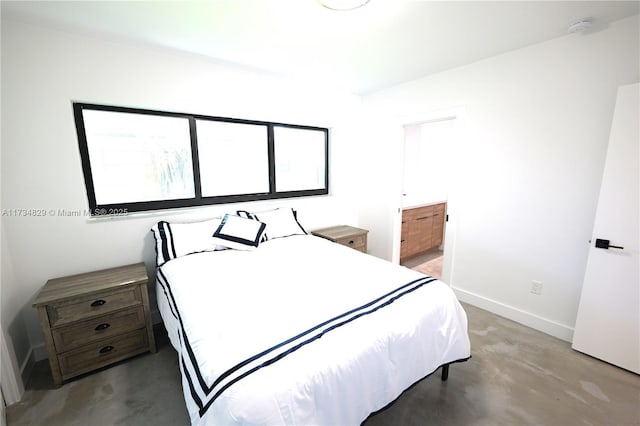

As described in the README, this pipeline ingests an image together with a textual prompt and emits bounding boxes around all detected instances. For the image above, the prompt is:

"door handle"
[595,238,624,250]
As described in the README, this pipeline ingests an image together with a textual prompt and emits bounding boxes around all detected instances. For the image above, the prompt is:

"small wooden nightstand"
[311,225,369,253]
[33,263,156,386]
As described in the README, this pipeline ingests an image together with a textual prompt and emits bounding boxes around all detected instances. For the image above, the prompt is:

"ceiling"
[2,1,639,95]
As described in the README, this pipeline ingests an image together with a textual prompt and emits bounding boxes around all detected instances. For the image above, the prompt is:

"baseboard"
[19,342,49,385]
[452,287,574,342]
[32,344,47,362]
[19,348,36,389]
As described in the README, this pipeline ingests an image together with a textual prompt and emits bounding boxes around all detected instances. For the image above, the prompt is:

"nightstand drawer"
[59,329,149,379]
[336,234,366,251]
[47,285,142,327]
[52,306,146,352]
[311,225,369,253]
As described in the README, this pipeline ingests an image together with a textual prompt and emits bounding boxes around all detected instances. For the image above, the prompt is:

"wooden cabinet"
[311,225,368,253]
[432,204,445,247]
[400,203,446,261]
[33,263,156,386]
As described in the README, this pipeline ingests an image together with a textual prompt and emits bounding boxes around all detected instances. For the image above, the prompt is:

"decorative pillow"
[212,214,267,251]
[236,210,257,220]
[251,207,307,240]
[151,218,224,266]
[237,210,268,242]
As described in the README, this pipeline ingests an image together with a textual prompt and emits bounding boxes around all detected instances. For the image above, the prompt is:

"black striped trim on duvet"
[157,269,436,418]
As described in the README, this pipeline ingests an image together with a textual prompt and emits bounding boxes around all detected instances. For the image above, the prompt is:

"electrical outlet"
[531,280,543,295]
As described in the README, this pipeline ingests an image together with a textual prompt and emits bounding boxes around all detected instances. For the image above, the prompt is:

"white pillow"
[236,210,267,242]
[212,214,267,251]
[151,218,225,266]
[252,207,307,240]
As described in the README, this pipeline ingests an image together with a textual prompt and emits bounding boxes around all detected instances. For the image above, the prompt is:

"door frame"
[1,325,24,406]
[391,106,466,286]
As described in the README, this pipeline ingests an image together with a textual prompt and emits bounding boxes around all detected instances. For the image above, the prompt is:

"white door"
[572,83,639,374]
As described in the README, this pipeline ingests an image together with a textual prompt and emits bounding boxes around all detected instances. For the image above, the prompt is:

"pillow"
[236,210,257,220]
[151,218,225,266]
[251,207,307,240]
[212,214,267,251]
[237,210,268,242]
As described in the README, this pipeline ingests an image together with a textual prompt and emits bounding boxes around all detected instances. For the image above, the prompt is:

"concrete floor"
[7,303,640,426]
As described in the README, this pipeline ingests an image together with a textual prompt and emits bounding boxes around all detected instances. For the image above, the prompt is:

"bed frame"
[441,364,450,381]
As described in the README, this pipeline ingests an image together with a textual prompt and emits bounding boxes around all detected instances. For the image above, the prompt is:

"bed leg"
[441,364,449,381]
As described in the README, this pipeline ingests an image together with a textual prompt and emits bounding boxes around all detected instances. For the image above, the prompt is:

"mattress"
[156,234,470,425]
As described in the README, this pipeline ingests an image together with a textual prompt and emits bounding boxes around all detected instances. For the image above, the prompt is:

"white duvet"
[157,234,470,425]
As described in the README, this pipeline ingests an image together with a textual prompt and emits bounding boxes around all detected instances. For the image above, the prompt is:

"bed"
[152,208,470,425]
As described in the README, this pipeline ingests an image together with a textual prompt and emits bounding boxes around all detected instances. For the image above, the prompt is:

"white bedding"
[157,234,470,425]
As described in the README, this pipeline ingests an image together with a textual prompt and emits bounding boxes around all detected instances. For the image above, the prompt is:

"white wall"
[349,117,405,261]
[0,17,363,378]
[362,15,640,340]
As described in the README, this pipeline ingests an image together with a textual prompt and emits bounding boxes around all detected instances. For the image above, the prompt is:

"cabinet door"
[414,206,434,252]
[432,204,446,247]
[403,210,420,258]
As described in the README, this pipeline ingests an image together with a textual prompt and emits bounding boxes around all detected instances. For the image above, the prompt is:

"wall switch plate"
[531,280,543,295]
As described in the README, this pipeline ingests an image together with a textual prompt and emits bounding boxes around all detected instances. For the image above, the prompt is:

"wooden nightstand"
[312,225,369,253]
[33,263,156,386]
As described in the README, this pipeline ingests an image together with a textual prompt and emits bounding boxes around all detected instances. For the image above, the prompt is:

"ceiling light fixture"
[317,0,370,11]
[567,19,593,34]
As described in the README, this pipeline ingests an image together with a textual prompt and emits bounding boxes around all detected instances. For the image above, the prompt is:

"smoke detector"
[567,19,593,34]
[317,0,370,11]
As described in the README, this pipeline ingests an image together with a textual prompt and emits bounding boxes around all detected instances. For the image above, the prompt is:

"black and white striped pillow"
[237,210,268,242]
[251,207,307,240]
[212,214,266,251]
[151,218,225,266]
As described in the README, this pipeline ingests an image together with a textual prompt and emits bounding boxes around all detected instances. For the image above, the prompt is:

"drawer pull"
[94,323,110,331]
[99,345,114,354]
[416,216,431,220]
[348,240,354,245]
[90,300,106,307]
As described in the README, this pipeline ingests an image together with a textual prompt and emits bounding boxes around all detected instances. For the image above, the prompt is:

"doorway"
[399,116,457,281]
